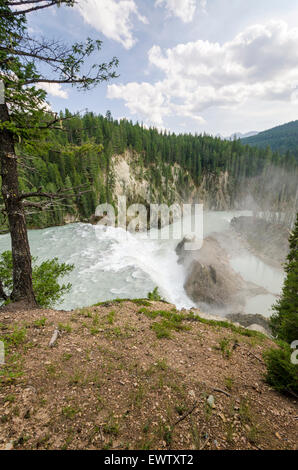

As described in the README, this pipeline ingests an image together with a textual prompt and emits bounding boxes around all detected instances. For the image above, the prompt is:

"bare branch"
[3,0,75,16]
[19,184,90,201]
[0,46,64,63]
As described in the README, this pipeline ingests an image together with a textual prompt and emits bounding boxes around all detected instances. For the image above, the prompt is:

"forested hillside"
[241,120,298,154]
[1,111,297,230]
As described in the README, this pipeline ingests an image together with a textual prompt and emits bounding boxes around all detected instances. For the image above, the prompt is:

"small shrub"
[0,251,74,308]
[263,343,298,396]
[219,338,232,359]
[239,398,252,424]
[147,287,162,301]
[270,311,298,345]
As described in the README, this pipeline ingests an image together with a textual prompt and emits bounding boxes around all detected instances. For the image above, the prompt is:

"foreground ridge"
[0,300,296,450]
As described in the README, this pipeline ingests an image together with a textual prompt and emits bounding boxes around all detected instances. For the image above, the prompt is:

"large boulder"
[177,236,245,308]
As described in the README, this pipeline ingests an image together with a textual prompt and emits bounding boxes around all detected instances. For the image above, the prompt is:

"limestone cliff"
[110,150,233,211]
[86,150,237,229]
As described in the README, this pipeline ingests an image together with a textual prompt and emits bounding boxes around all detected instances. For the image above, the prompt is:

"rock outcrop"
[226,312,272,335]
[177,236,246,309]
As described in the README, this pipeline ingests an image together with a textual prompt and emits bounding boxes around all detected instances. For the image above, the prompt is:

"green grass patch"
[107,311,116,325]
[103,414,120,435]
[224,376,234,391]
[138,308,266,341]
[93,297,169,307]
[62,406,79,419]
[4,394,16,403]
[0,326,27,386]
[33,317,47,328]
[138,308,190,339]
[2,325,27,347]
[58,323,72,333]
[185,312,267,340]
[62,353,73,362]
[218,337,232,359]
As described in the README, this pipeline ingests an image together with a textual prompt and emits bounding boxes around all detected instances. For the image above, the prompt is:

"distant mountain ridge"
[241,120,298,153]
[229,131,258,140]
[216,131,258,140]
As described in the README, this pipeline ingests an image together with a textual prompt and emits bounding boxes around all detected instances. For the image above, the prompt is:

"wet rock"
[178,236,245,308]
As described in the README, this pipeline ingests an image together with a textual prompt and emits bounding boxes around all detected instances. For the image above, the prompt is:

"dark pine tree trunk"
[0,103,37,306]
[0,279,7,301]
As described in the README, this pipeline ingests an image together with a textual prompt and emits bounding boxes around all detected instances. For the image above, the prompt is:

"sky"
[25,0,298,136]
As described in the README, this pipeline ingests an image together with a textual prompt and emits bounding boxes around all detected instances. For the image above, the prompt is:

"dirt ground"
[0,300,297,450]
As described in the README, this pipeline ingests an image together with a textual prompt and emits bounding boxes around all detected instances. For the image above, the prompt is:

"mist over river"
[0,211,285,317]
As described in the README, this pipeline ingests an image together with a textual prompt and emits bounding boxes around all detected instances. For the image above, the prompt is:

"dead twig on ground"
[213,388,231,397]
[249,351,264,364]
[174,402,198,426]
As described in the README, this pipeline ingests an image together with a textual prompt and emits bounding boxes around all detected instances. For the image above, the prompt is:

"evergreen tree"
[0,1,118,306]
[270,213,298,344]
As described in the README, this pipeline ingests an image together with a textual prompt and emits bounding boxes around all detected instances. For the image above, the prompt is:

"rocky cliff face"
[195,170,231,210]
[89,150,236,229]
[111,151,233,210]
[109,150,194,229]
[112,150,195,207]
[112,151,151,205]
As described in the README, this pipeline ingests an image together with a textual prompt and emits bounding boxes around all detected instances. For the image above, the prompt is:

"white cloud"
[108,81,171,126]
[76,0,147,49]
[155,0,196,23]
[155,0,207,23]
[108,20,298,127]
[39,83,68,99]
